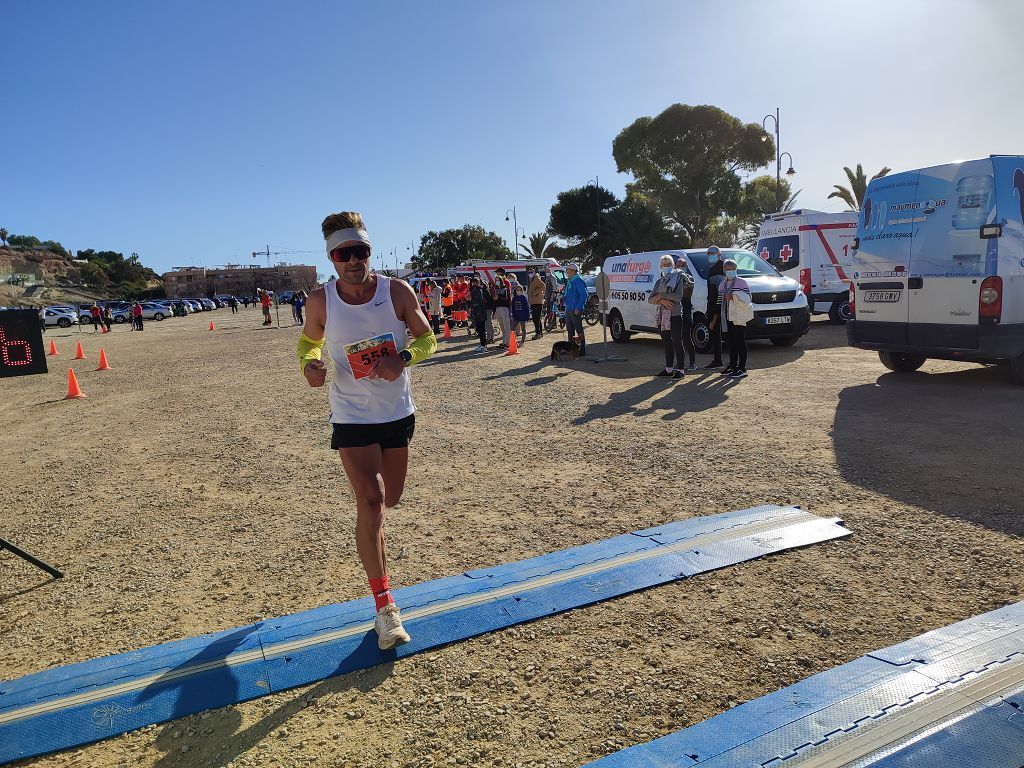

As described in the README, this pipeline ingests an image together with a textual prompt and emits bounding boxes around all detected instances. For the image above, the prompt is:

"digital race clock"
[0,309,48,378]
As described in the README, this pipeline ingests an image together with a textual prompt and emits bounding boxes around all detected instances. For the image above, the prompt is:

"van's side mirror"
[851,237,860,250]
[980,224,1003,239]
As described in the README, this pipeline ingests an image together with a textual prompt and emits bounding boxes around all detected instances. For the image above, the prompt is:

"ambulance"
[846,155,1024,384]
[603,248,809,352]
[450,258,565,288]
[756,209,858,323]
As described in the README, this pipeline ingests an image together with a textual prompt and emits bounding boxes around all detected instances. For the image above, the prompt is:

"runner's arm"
[298,288,328,386]
[391,279,436,365]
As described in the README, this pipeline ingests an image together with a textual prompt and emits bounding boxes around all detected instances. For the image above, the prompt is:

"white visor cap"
[325,227,372,253]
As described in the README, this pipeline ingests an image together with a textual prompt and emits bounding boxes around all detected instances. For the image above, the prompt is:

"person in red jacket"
[453,276,470,328]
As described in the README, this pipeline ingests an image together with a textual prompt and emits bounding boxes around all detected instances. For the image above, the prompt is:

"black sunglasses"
[329,244,371,263]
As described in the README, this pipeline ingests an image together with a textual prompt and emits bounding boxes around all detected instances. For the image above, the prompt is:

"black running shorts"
[331,414,416,450]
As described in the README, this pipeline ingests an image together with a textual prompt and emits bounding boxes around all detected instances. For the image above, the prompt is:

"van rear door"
[906,159,995,349]
[854,172,918,342]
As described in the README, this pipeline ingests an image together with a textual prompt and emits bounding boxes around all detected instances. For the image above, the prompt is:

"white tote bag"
[730,292,755,325]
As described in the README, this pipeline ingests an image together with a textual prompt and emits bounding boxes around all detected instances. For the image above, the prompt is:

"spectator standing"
[259,289,273,326]
[132,301,144,331]
[563,263,588,356]
[511,284,530,346]
[675,257,697,371]
[428,279,443,335]
[294,292,305,325]
[242,296,250,309]
[528,269,545,339]
[469,275,490,352]
[704,245,725,369]
[89,302,102,332]
[453,276,470,328]
[649,255,688,379]
[441,279,454,325]
[102,305,113,332]
[228,296,238,314]
[490,268,513,349]
[719,258,752,379]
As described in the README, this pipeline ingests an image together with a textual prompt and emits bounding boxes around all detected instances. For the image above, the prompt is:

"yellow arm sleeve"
[404,330,437,367]
[297,332,325,373]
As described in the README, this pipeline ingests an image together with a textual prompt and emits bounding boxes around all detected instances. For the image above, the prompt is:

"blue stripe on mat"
[585,600,1024,768]
[0,505,849,765]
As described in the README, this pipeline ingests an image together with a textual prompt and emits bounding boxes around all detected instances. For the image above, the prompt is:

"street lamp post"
[505,207,519,259]
[762,108,796,211]
[585,176,601,264]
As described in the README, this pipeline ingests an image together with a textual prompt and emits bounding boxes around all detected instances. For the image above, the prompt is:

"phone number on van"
[611,290,649,301]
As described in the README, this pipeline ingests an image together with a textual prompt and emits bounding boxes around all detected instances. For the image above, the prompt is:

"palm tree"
[827,164,891,211]
[518,232,555,260]
[0,228,7,246]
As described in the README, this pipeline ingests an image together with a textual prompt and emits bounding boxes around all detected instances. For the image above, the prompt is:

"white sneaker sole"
[377,630,411,651]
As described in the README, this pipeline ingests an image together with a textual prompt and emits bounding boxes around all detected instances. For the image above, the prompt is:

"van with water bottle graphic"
[846,155,1024,384]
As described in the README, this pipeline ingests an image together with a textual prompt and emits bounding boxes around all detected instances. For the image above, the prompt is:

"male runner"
[297,211,437,650]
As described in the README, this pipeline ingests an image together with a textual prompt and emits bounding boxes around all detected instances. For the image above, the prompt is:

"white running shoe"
[473,345,487,352]
[374,604,411,650]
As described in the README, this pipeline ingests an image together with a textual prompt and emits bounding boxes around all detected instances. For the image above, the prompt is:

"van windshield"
[687,250,782,279]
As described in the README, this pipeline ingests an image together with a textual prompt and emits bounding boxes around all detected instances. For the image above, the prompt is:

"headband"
[325,228,372,253]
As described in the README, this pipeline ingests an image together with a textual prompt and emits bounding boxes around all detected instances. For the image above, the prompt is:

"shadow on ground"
[833,365,1024,537]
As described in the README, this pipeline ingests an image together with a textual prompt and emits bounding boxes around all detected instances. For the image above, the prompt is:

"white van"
[756,209,858,323]
[847,155,1024,383]
[603,249,810,352]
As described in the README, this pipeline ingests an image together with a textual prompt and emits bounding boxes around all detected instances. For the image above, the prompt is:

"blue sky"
[4,0,1023,276]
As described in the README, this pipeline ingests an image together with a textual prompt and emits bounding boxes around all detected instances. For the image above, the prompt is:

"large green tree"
[546,185,620,266]
[601,197,687,260]
[414,225,512,271]
[827,164,891,211]
[612,104,775,245]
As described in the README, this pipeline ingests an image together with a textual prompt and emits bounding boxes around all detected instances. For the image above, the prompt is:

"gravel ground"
[2,307,1022,768]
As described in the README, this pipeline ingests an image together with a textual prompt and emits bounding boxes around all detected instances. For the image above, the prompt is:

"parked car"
[41,306,77,328]
[139,301,170,321]
[199,298,216,311]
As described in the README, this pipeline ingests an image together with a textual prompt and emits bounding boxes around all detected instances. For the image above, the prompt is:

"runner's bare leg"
[338,445,387,580]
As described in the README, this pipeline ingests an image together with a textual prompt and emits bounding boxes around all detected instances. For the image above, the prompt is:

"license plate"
[864,291,901,303]
[764,316,789,325]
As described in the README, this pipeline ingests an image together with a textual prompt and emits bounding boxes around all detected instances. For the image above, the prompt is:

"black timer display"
[0,309,48,378]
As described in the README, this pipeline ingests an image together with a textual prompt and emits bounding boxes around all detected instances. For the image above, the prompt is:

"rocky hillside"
[0,246,82,285]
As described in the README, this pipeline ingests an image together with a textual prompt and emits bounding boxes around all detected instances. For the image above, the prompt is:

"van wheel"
[691,314,711,355]
[57,318,71,328]
[609,311,631,343]
[879,351,926,372]
[154,313,164,321]
[115,315,125,324]
[1010,353,1024,385]
[829,295,852,324]
[771,335,799,347]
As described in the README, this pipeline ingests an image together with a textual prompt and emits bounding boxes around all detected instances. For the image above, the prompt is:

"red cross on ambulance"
[779,244,793,262]
[759,246,770,260]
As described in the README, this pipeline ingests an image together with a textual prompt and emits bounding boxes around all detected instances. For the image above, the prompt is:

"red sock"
[369,575,395,611]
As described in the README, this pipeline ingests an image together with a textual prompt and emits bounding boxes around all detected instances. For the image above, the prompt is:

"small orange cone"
[96,349,112,371]
[443,320,451,339]
[64,368,86,399]
[209,321,215,331]
[505,330,519,356]
[48,340,59,356]
[74,341,86,360]
[101,325,107,334]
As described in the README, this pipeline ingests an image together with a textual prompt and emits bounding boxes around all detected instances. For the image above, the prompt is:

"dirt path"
[2,309,1022,768]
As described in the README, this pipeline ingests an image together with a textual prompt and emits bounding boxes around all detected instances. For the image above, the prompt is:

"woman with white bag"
[718,258,753,379]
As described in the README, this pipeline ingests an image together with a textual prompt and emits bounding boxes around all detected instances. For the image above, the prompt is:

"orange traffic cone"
[96,349,112,371]
[209,321,215,331]
[48,339,59,356]
[74,341,86,360]
[101,325,107,334]
[64,368,86,399]
[443,320,451,340]
[505,330,519,356]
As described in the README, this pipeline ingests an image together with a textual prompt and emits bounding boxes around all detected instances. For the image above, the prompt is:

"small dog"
[550,339,581,361]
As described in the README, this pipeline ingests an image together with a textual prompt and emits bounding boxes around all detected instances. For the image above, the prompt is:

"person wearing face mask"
[703,245,726,369]
[649,254,688,379]
[718,258,752,379]
[674,257,697,371]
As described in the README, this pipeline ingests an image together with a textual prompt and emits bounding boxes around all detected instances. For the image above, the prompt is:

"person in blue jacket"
[511,284,531,345]
[563,262,588,356]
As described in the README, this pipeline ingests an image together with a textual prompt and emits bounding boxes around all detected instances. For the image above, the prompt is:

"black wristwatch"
[399,349,413,365]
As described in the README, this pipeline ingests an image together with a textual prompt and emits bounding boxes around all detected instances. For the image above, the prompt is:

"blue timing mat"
[0,505,849,765]
[586,600,1024,767]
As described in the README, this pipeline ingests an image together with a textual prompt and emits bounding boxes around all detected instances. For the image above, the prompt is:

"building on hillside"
[162,263,319,298]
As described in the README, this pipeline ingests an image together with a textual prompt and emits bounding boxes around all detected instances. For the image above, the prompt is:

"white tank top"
[324,276,415,425]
